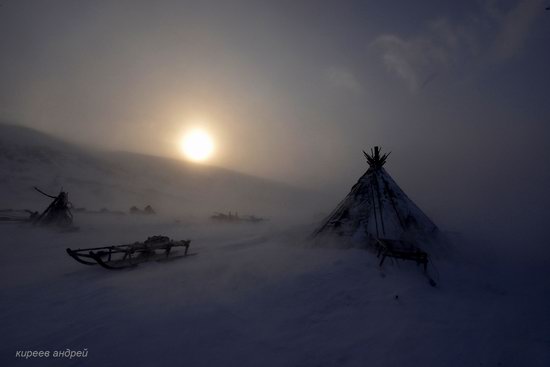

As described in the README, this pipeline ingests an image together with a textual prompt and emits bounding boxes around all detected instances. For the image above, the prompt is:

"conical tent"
[33,187,73,227]
[315,147,437,244]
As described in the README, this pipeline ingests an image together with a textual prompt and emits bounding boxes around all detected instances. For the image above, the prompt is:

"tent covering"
[315,147,438,244]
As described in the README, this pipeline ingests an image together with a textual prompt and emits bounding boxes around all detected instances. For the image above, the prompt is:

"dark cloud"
[372,0,544,91]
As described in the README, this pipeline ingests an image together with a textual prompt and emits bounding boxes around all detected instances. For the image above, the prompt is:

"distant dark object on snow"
[73,207,125,215]
[66,235,193,270]
[0,208,38,222]
[0,187,79,230]
[32,187,74,228]
[129,205,156,215]
[211,211,266,223]
[96,208,125,215]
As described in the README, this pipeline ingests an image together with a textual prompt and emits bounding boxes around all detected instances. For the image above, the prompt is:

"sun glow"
[180,129,215,162]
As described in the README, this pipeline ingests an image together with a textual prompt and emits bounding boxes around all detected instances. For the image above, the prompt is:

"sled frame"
[375,238,428,272]
[67,239,191,270]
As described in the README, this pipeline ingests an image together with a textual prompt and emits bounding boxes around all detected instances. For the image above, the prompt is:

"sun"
[180,129,215,162]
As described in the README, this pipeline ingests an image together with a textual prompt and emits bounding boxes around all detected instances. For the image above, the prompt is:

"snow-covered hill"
[0,123,312,218]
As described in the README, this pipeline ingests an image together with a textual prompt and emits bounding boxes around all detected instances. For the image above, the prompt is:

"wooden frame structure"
[67,236,192,270]
[375,238,428,272]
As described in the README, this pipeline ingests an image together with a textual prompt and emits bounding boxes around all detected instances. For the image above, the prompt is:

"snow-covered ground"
[1,214,549,367]
[1,123,549,367]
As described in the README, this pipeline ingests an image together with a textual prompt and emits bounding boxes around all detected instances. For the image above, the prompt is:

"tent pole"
[381,175,405,229]
[373,171,386,235]
[370,178,380,238]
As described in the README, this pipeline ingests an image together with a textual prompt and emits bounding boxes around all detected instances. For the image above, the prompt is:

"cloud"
[372,34,449,91]
[490,0,544,60]
[325,67,363,93]
[372,0,543,91]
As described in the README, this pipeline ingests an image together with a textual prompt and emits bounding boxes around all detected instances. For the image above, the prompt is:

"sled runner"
[66,235,193,270]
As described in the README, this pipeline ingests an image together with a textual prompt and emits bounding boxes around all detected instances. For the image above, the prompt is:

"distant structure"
[211,211,240,222]
[129,205,156,215]
[211,211,266,223]
[33,187,73,227]
[144,205,155,215]
[314,147,437,245]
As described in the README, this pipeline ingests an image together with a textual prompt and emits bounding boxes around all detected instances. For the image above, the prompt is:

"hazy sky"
[0,0,549,196]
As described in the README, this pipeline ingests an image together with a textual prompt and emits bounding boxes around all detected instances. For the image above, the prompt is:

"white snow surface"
[1,216,549,367]
[1,124,549,367]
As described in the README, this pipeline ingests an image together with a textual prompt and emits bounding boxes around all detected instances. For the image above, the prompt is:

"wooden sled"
[375,238,428,272]
[67,236,193,270]
[375,238,437,287]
